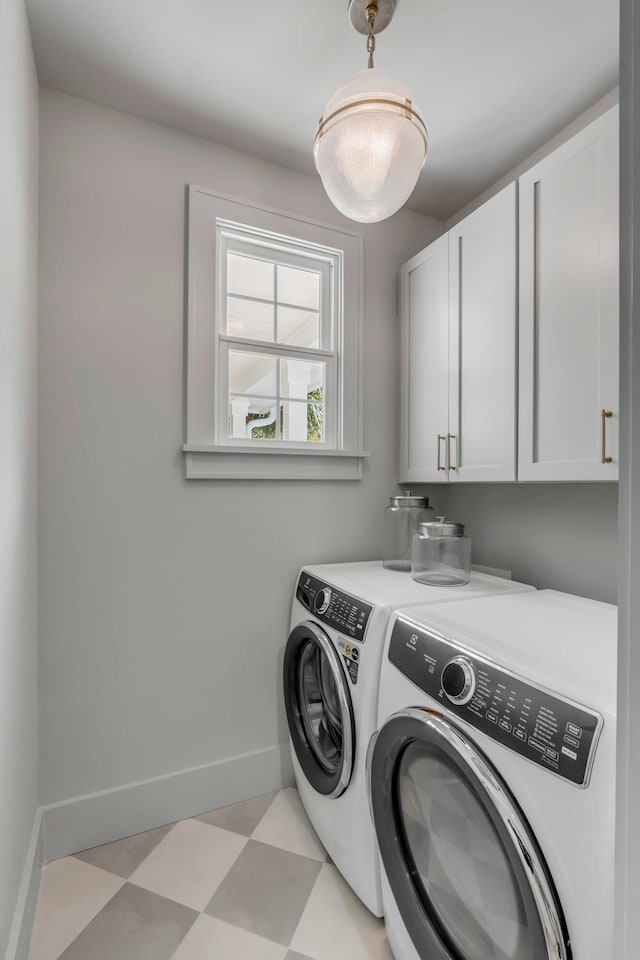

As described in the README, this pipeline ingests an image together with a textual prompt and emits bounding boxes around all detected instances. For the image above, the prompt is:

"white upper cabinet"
[400,235,449,483]
[448,183,517,482]
[399,184,517,483]
[518,106,619,481]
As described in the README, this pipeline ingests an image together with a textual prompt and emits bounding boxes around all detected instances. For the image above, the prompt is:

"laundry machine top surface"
[390,588,617,714]
[301,560,534,611]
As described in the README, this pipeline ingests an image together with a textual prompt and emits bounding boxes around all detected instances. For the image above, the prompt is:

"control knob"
[441,657,476,706]
[314,588,332,615]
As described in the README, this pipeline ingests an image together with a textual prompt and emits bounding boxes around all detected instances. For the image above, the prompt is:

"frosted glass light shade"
[314,68,428,223]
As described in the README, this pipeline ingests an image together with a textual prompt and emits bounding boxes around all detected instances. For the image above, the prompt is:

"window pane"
[280,359,325,401]
[277,264,320,310]
[277,307,320,347]
[229,397,278,440]
[227,297,274,341]
[229,351,277,396]
[227,253,274,301]
[280,401,324,443]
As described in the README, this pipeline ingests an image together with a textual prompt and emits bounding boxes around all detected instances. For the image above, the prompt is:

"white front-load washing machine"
[283,561,535,916]
[369,589,617,960]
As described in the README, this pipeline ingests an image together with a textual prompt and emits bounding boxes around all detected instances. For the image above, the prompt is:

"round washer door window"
[369,709,570,960]
[284,622,355,797]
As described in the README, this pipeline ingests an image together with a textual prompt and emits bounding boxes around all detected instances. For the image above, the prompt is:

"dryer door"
[369,708,570,960]
[284,621,355,798]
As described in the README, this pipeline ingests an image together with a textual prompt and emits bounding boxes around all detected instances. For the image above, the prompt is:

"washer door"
[369,709,571,960]
[284,621,355,798]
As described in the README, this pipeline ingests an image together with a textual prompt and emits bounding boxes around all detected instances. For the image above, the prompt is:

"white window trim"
[184,185,367,480]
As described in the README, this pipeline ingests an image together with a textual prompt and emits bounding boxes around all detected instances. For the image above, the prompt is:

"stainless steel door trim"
[365,729,380,824]
[296,620,355,799]
[382,707,570,960]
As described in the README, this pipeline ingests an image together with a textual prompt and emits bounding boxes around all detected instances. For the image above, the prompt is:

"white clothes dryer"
[283,561,535,916]
[370,590,617,960]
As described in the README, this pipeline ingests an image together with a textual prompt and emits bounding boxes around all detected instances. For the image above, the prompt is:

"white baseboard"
[4,810,44,960]
[42,742,294,862]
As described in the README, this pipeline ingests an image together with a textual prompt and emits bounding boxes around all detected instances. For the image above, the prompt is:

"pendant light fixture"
[314,0,428,224]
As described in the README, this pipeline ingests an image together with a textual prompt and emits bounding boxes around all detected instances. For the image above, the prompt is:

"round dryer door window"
[369,709,570,960]
[284,621,355,798]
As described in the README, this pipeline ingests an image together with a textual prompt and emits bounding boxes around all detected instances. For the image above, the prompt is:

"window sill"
[183,444,369,480]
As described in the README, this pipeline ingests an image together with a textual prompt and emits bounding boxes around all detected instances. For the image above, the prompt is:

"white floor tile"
[251,788,326,861]
[290,863,393,960]
[169,915,288,960]
[28,857,123,960]
[129,819,246,911]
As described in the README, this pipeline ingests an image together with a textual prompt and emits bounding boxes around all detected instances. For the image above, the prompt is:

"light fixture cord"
[366,3,377,68]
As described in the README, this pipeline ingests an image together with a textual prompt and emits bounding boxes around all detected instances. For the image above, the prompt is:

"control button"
[350,648,359,662]
[345,643,352,657]
[566,722,583,739]
[514,728,526,742]
[486,712,498,724]
[528,738,545,754]
[314,588,332,615]
[563,734,580,749]
[561,745,577,760]
[546,748,559,762]
[441,657,476,706]
[499,720,512,733]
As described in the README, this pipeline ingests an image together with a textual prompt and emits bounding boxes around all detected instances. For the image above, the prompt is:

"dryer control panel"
[388,616,603,787]
[296,572,372,643]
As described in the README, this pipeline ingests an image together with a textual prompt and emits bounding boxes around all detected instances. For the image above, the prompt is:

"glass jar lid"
[419,516,465,537]
[389,490,430,508]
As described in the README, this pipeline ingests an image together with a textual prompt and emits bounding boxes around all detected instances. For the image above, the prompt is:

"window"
[184,186,366,480]
[220,231,335,447]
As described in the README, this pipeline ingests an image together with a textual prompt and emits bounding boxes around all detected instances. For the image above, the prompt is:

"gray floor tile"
[73,824,173,878]
[196,791,278,837]
[205,839,322,946]
[286,953,316,960]
[57,882,198,960]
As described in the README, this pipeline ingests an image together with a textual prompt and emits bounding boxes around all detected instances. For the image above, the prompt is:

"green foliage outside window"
[247,388,323,441]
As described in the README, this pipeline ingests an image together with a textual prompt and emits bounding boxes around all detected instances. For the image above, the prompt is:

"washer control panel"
[389,616,602,787]
[296,572,373,642]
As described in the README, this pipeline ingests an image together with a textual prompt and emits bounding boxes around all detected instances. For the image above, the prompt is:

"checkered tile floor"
[28,788,394,960]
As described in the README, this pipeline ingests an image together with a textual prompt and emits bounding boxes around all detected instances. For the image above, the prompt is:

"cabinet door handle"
[448,434,457,471]
[437,435,446,471]
[601,409,613,464]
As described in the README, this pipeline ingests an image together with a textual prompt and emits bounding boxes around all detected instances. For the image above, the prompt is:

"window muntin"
[218,229,337,447]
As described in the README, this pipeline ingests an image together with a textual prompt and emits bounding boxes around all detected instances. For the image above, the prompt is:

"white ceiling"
[25,0,619,221]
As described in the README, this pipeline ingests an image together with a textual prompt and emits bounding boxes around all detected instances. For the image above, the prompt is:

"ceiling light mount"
[348,0,397,36]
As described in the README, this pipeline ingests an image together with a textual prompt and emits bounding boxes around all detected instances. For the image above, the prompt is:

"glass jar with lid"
[383,492,435,571]
[411,516,471,586]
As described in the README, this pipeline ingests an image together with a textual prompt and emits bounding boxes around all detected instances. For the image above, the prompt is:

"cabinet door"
[448,183,517,482]
[518,106,619,481]
[399,235,449,483]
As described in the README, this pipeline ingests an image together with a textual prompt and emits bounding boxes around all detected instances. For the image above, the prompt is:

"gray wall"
[438,483,617,604]
[38,89,443,806]
[0,0,39,953]
[394,482,617,604]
